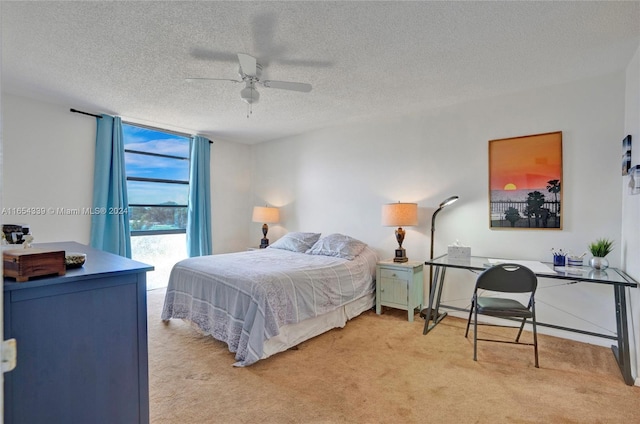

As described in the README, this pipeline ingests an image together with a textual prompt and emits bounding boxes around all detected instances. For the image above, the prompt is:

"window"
[123,124,190,235]
[123,123,190,290]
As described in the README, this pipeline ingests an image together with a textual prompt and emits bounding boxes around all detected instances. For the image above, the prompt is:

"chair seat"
[476,297,532,318]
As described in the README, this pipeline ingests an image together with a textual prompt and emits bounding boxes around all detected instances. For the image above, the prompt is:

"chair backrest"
[475,263,537,294]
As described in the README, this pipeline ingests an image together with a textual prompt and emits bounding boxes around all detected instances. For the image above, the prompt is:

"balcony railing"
[490,200,561,228]
[131,233,187,290]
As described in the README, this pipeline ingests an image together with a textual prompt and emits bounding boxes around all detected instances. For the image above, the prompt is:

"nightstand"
[376,260,424,322]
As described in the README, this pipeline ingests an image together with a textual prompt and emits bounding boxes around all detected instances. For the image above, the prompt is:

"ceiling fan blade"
[261,80,312,93]
[237,53,257,77]
[185,78,242,83]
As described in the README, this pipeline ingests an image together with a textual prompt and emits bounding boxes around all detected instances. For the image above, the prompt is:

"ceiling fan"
[186,53,312,116]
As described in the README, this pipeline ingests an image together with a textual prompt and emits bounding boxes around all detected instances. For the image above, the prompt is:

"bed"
[161,233,378,366]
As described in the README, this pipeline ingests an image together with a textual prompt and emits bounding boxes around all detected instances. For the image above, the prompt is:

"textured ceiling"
[2,1,639,144]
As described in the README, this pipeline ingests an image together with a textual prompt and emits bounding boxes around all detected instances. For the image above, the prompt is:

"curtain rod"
[70,108,102,119]
[125,120,213,144]
[70,108,213,144]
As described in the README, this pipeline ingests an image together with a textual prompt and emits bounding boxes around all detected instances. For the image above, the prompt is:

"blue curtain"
[90,115,132,258]
[187,135,212,257]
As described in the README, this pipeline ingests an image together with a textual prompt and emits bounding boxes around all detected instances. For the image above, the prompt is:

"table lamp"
[252,206,280,248]
[382,202,418,262]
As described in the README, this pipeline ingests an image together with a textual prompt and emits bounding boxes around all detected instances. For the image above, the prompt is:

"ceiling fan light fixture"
[240,83,260,104]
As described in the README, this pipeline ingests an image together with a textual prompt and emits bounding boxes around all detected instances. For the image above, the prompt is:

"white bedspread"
[161,246,378,366]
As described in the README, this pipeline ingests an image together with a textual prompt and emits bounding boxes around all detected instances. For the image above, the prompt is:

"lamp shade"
[439,195,459,208]
[252,206,279,223]
[382,202,418,227]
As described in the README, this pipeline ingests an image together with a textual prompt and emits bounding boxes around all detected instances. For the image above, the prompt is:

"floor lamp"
[421,195,459,322]
[430,195,459,269]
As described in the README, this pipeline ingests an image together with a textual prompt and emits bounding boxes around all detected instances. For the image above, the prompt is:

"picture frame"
[622,135,632,176]
[489,131,563,229]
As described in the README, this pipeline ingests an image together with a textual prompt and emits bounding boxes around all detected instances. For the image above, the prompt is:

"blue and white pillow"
[268,232,322,253]
[306,233,367,260]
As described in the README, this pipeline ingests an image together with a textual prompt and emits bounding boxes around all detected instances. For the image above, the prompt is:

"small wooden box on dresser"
[3,241,153,424]
[376,260,424,322]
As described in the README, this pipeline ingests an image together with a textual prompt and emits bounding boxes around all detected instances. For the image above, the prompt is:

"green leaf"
[588,238,614,257]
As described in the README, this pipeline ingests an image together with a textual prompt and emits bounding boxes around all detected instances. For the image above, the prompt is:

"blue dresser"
[3,241,153,424]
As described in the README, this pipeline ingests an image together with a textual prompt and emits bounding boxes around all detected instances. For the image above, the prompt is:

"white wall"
[2,94,96,243]
[1,17,5,416]
[210,137,253,253]
[252,72,627,348]
[1,93,253,253]
[622,44,640,385]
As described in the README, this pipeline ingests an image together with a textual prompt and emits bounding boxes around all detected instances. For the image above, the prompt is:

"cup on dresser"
[567,256,583,267]
[553,254,566,266]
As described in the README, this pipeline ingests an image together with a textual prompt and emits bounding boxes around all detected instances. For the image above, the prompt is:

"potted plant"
[587,238,614,270]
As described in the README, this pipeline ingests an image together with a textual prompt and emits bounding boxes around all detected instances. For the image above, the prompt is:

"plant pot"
[589,256,609,270]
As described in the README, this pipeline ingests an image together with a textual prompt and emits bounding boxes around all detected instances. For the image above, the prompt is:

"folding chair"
[465,263,539,367]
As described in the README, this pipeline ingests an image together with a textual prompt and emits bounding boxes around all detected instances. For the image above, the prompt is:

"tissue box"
[448,245,471,260]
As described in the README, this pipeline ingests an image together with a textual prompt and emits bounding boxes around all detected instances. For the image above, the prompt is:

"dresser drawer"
[380,268,409,281]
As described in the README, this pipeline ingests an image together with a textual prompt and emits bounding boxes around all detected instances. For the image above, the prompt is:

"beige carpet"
[147,288,640,423]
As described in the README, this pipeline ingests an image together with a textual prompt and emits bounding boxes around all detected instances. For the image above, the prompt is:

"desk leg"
[421,266,448,335]
[612,284,634,386]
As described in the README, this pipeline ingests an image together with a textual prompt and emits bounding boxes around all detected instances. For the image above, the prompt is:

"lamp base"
[393,247,408,262]
[259,238,269,248]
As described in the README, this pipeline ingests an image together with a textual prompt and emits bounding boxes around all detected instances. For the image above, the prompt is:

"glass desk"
[421,254,638,386]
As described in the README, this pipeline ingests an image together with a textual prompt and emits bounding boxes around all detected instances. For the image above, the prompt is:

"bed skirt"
[260,292,375,361]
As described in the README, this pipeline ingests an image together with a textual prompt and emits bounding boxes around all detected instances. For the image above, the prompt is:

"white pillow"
[305,233,367,260]
[268,232,321,253]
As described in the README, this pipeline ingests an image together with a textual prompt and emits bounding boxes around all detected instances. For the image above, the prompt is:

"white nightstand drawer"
[380,268,409,280]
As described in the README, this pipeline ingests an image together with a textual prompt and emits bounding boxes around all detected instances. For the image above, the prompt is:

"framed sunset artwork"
[488,131,563,229]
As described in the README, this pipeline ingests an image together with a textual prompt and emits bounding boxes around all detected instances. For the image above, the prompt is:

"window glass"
[125,153,189,181]
[129,206,187,232]
[123,123,190,235]
[126,180,189,206]
[123,125,189,157]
